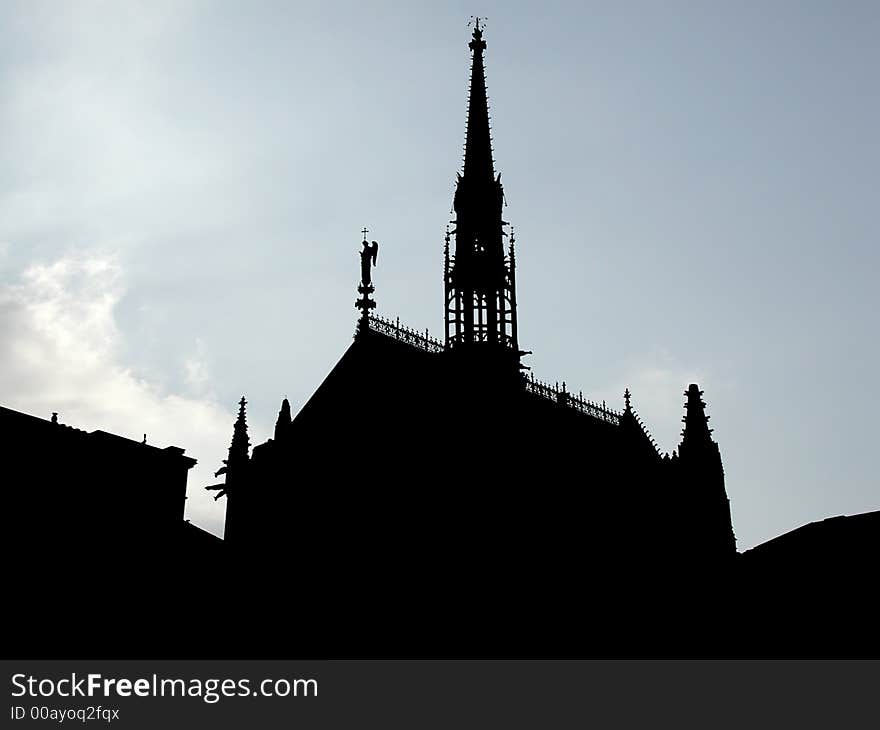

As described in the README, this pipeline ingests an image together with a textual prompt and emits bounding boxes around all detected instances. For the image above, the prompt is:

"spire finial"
[469,16,486,49]
[462,17,493,178]
[624,388,631,412]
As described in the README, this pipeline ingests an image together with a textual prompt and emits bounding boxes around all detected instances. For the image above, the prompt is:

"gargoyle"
[205,484,227,501]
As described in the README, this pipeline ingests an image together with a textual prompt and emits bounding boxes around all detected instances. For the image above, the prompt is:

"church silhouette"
[4,23,877,658]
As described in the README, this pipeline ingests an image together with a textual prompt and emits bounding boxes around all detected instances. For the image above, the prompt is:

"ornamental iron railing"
[366,315,445,354]
[365,314,622,426]
[523,373,620,426]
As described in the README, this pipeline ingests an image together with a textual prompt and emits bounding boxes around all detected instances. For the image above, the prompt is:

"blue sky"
[1,0,877,549]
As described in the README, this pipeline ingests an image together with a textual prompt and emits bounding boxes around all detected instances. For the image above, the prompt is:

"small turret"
[680,383,713,448]
[274,397,292,441]
[674,384,736,560]
[228,396,251,467]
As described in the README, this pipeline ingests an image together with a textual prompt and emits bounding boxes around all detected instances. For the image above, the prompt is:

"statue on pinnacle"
[356,229,378,322]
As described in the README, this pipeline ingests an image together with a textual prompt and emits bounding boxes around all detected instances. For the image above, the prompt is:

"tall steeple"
[445,20,518,358]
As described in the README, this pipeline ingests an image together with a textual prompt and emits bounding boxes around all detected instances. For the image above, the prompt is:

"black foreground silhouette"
[5,22,877,658]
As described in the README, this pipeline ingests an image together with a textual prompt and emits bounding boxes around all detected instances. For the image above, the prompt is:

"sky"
[1,0,877,550]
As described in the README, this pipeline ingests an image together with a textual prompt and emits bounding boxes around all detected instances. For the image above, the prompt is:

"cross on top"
[361,227,369,242]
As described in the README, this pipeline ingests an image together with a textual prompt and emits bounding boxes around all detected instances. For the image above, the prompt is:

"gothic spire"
[205,396,250,502]
[230,396,251,462]
[680,384,713,444]
[462,18,495,181]
[445,22,517,354]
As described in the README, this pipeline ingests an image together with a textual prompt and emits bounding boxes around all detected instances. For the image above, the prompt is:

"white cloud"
[183,338,213,396]
[0,252,231,536]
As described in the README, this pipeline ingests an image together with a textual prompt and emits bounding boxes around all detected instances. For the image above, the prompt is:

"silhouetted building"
[738,510,880,654]
[3,404,221,655]
[5,23,877,658]
[3,405,195,539]
[207,23,744,654]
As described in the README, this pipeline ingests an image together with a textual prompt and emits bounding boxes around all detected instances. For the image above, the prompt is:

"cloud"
[0,252,231,536]
[183,338,213,396]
